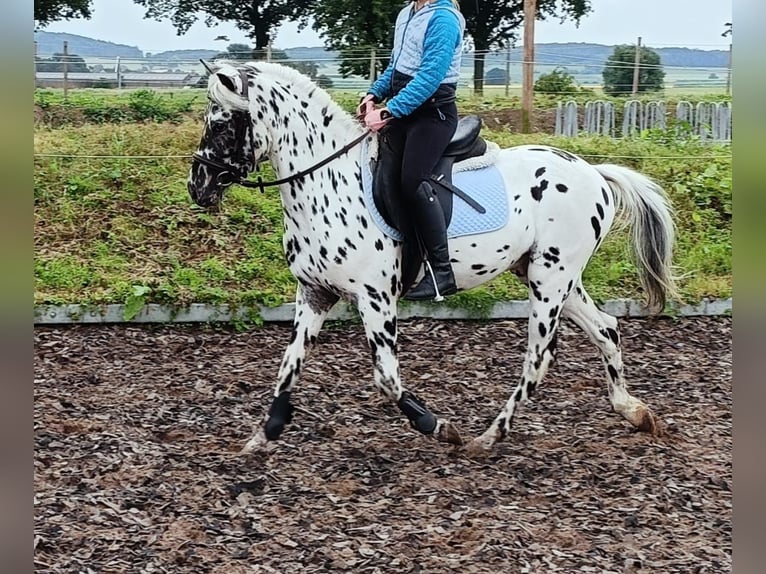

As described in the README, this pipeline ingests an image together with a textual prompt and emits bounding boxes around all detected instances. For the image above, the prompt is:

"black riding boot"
[404,182,457,301]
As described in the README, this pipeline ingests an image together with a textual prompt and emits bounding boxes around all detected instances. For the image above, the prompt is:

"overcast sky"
[42,0,732,54]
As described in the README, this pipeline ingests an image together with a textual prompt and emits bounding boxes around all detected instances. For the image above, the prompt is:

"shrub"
[535,68,579,94]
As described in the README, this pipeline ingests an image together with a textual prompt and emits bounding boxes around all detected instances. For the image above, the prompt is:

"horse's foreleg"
[562,281,659,434]
[356,296,462,445]
[241,284,338,453]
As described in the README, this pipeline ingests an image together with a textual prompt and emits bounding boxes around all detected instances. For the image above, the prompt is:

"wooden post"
[116,57,122,90]
[266,40,272,62]
[34,41,38,90]
[369,47,376,82]
[521,0,536,133]
[505,41,511,97]
[63,40,69,99]
[725,42,732,95]
[631,36,641,96]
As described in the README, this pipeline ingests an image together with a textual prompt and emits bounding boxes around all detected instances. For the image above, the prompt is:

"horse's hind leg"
[356,295,462,445]
[561,280,659,434]
[241,284,338,453]
[471,268,571,451]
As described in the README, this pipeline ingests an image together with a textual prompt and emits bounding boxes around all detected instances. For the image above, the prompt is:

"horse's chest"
[282,209,382,282]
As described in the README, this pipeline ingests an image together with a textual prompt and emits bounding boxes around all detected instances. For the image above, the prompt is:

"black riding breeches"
[383,102,459,203]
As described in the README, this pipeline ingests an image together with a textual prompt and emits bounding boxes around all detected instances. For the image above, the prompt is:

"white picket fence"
[555,100,731,142]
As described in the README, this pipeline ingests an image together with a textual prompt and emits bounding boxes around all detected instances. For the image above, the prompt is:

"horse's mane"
[208,60,357,131]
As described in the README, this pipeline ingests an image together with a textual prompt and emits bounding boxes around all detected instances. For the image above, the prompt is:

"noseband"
[192,67,370,194]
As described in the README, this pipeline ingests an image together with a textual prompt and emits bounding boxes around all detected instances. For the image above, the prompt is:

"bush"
[534,68,579,94]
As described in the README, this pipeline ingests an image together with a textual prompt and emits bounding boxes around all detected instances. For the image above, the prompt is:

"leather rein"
[192,68,370,194]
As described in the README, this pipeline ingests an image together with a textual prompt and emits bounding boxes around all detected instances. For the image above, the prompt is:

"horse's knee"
[264,392,294,440]
[398,391,437,435]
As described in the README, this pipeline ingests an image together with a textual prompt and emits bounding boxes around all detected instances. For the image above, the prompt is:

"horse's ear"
[200,59,219,75]
[216,73,238,93]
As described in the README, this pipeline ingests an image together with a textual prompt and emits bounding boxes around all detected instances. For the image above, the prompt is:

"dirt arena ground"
[34,316,731,573]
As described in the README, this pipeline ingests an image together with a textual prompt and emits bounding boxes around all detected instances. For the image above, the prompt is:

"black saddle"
[371,115,488,294]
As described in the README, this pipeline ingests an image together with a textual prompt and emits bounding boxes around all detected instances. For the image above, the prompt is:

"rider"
[358,0,465,301]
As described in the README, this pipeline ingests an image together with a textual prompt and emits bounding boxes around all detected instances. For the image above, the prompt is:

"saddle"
[371,114,488,294]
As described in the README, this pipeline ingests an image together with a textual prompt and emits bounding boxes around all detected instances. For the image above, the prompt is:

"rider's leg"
[399,103,459,301]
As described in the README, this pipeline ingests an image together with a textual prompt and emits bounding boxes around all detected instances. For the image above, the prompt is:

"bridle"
[192,68,371,194]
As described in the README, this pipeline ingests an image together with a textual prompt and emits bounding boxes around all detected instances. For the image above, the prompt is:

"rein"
[192,68,371,194]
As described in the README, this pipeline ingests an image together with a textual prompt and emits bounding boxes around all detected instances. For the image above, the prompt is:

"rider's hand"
[356,94,376,121]
[364,107,392,132]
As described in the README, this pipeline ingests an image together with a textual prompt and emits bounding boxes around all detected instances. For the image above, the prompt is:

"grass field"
[33,89,731,318]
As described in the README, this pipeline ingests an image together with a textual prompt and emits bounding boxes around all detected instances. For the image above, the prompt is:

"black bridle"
[192,68,370,194]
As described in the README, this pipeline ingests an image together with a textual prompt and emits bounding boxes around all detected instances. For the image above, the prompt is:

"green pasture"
[34,88,731,318]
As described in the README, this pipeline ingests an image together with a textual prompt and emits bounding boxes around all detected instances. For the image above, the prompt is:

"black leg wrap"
[397,391,437,435]
[264,392,294,440]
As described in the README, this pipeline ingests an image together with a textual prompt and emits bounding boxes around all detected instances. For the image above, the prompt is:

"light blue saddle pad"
[361,143,509,241]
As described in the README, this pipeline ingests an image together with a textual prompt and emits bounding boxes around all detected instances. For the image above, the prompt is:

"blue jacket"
[368,0,464,118]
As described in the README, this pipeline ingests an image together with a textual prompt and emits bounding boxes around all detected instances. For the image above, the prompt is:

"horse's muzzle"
[187,180,223,208]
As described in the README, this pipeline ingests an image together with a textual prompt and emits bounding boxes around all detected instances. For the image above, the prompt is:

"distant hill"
[33,31,728,71]
[283,47,340,61]
[34,31,143,58]
[147,49,220,61]
[481,42,728,71]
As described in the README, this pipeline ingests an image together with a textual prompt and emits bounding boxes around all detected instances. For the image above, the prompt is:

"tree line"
[35,1,668,95]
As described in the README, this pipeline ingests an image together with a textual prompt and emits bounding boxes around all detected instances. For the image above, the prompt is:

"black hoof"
[264,392,294,440]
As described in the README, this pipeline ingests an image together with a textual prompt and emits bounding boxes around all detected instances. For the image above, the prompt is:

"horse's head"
[188,61,268,207]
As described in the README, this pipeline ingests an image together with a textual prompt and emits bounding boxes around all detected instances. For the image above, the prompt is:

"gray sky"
[43,0,732,53]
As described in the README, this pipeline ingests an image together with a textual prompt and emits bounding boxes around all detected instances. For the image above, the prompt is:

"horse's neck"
[257,84,365,207]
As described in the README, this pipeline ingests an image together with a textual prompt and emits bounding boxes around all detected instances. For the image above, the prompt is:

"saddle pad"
[361,138,509,241]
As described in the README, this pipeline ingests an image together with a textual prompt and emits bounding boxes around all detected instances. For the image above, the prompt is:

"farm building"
[35,71,201,89]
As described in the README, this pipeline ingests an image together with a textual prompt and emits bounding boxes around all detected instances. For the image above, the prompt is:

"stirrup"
[425,260,444,302]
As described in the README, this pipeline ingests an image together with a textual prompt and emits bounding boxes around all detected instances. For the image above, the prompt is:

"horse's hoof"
[240,430,270,454]
[636,407,663,437]
[464,435,495,457]
[436,420,463,446]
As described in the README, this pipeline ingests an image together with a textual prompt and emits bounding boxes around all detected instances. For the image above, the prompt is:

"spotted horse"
[188,61,679,453]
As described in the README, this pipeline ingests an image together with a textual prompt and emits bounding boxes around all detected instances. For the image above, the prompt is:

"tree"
[213,42,320,81]
[214,43,258,61]
[459,0,592,94]
[35,53,90,73]
[534,67,578,94]
[133,0,314,51]
[310,0,400,80]
[34,0,93,27]
[602,44,664,96]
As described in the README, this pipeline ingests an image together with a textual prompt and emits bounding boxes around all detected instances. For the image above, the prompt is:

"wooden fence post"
[63,40,69,99]
[631,36,642,96]
[521,0,536,133]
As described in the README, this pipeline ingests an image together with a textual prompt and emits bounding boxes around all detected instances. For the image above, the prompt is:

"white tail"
[595,164,679,312]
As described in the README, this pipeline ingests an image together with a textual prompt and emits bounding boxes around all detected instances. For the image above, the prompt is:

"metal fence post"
[555,100,578,137]
[622,100,642,137]
[644,101,666,131]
